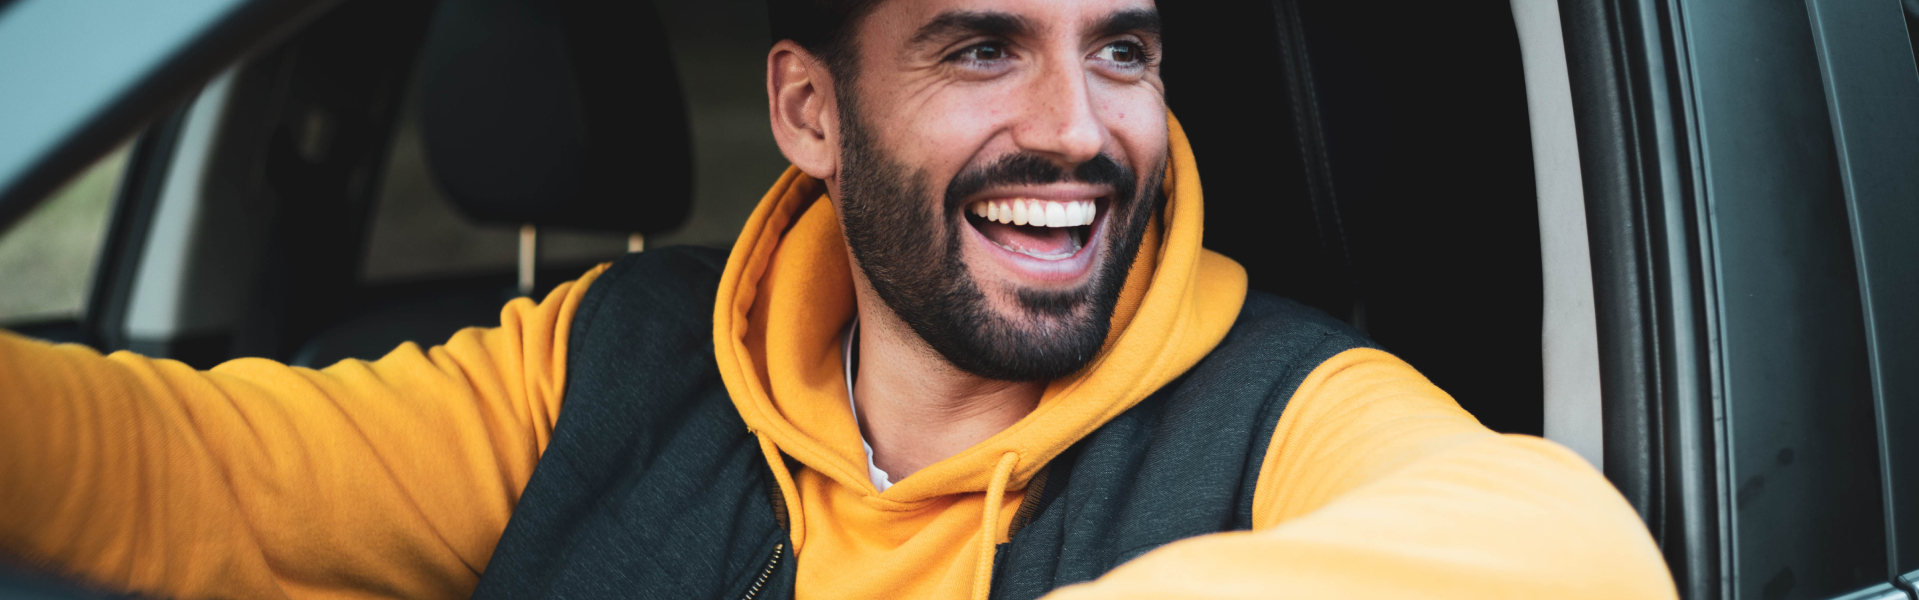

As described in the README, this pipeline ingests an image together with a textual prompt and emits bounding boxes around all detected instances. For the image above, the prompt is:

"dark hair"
[766,0,884,78]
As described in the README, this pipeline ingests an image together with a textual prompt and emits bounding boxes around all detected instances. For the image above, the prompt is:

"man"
[0,0,1674,598]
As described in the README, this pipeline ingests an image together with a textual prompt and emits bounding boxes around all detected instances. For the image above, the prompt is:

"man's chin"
[893,257,1120,382]
[939,314,1110,382]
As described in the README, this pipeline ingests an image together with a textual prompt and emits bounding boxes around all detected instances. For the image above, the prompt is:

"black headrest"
[418,0,693,234]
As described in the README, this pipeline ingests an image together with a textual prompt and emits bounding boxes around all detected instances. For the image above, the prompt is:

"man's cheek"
[1092,85,1166,127]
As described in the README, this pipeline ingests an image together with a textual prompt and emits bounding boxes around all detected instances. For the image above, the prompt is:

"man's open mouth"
[964,199,1099,261]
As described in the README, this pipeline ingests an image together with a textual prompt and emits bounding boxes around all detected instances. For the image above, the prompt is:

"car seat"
[291,0,693,367]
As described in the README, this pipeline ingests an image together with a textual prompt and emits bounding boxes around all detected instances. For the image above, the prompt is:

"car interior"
[16,0,1919,598]
[1,0,1548,436]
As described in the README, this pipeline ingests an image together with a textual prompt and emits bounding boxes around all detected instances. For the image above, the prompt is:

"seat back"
[292,0,696,367]
[418,0,694,233]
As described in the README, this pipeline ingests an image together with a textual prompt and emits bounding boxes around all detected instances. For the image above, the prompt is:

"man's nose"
[1011,58,1104,168]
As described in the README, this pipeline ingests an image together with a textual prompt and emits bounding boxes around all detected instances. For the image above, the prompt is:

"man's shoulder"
[1219,291,1375,358]
[1175,290,1380,399]
[567,245,731,340]
[593,245,730,288]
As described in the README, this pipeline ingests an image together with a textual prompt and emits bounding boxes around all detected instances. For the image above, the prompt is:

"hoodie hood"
[714,114,1246,506]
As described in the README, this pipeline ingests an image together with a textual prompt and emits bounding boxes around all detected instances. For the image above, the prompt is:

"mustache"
[943,152,1133,215]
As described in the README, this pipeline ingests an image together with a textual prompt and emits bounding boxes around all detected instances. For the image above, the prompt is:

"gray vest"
[470,246,1373,600]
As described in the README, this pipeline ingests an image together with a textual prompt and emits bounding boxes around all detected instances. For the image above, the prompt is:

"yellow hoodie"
[0,117,1676,599]
[713,117,1247,600]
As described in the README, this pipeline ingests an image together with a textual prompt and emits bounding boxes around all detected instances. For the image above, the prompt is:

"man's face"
[830,0,1167,381]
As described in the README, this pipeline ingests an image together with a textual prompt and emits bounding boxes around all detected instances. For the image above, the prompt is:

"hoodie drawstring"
[760,436,1020,599]
[973,452,1020,600]
[757,432,805,548]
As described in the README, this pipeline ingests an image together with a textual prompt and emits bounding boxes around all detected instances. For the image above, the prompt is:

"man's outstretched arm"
[0,264,611,600]
[1045,348,1677,599]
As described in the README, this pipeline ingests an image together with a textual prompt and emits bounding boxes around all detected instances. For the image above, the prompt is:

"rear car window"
[0,143,130,326]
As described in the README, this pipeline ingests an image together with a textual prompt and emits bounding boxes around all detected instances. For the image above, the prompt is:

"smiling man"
[0,0,1676,599]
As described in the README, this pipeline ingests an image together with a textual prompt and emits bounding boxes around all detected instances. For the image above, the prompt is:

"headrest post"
[627,233,646,253]
[518,223,539,297]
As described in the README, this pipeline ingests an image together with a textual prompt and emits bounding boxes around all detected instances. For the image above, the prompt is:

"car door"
[1559,0,1919,598]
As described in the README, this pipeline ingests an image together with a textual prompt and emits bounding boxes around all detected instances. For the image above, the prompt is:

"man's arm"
[0,264,611,600]
[1045,348,1677,599]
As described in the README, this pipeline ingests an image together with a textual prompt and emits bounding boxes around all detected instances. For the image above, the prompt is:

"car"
[0,0,1914,599]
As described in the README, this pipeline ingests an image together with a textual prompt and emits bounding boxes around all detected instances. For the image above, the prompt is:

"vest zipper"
[739,542,784,600]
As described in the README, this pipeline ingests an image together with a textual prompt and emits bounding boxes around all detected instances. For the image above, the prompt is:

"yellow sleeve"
[1043,348,1677,599]
[0,263,612,600]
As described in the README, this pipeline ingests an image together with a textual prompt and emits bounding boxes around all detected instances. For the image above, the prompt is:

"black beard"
[834,97,1164,381]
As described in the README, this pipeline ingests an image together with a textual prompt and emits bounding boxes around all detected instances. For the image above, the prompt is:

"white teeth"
[968,199,1097,228]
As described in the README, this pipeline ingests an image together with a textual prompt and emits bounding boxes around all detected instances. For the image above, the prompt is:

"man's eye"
[1096,41,1144,65]
[955,42,1008,62]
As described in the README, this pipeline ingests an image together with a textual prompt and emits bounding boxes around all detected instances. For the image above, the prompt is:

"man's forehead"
[865,0,1158,40]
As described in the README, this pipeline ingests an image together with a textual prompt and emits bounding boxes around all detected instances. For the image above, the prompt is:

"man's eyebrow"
[1091,8,1161,39]
[908,11,1033,47]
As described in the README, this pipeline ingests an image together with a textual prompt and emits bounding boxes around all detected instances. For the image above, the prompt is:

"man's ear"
[767,40,839,180]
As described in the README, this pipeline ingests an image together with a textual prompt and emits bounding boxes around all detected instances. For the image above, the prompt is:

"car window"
[0,143,130,326]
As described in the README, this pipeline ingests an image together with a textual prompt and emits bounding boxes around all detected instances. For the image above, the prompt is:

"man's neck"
[848,287,1044,483]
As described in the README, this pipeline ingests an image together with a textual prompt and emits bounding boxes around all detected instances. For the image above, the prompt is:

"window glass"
[0,143,130,325]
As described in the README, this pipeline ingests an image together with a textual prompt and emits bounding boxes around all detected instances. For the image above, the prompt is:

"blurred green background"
[0,145,126,326]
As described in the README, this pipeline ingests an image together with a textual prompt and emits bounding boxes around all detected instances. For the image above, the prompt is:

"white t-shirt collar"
[843,316,895,492]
